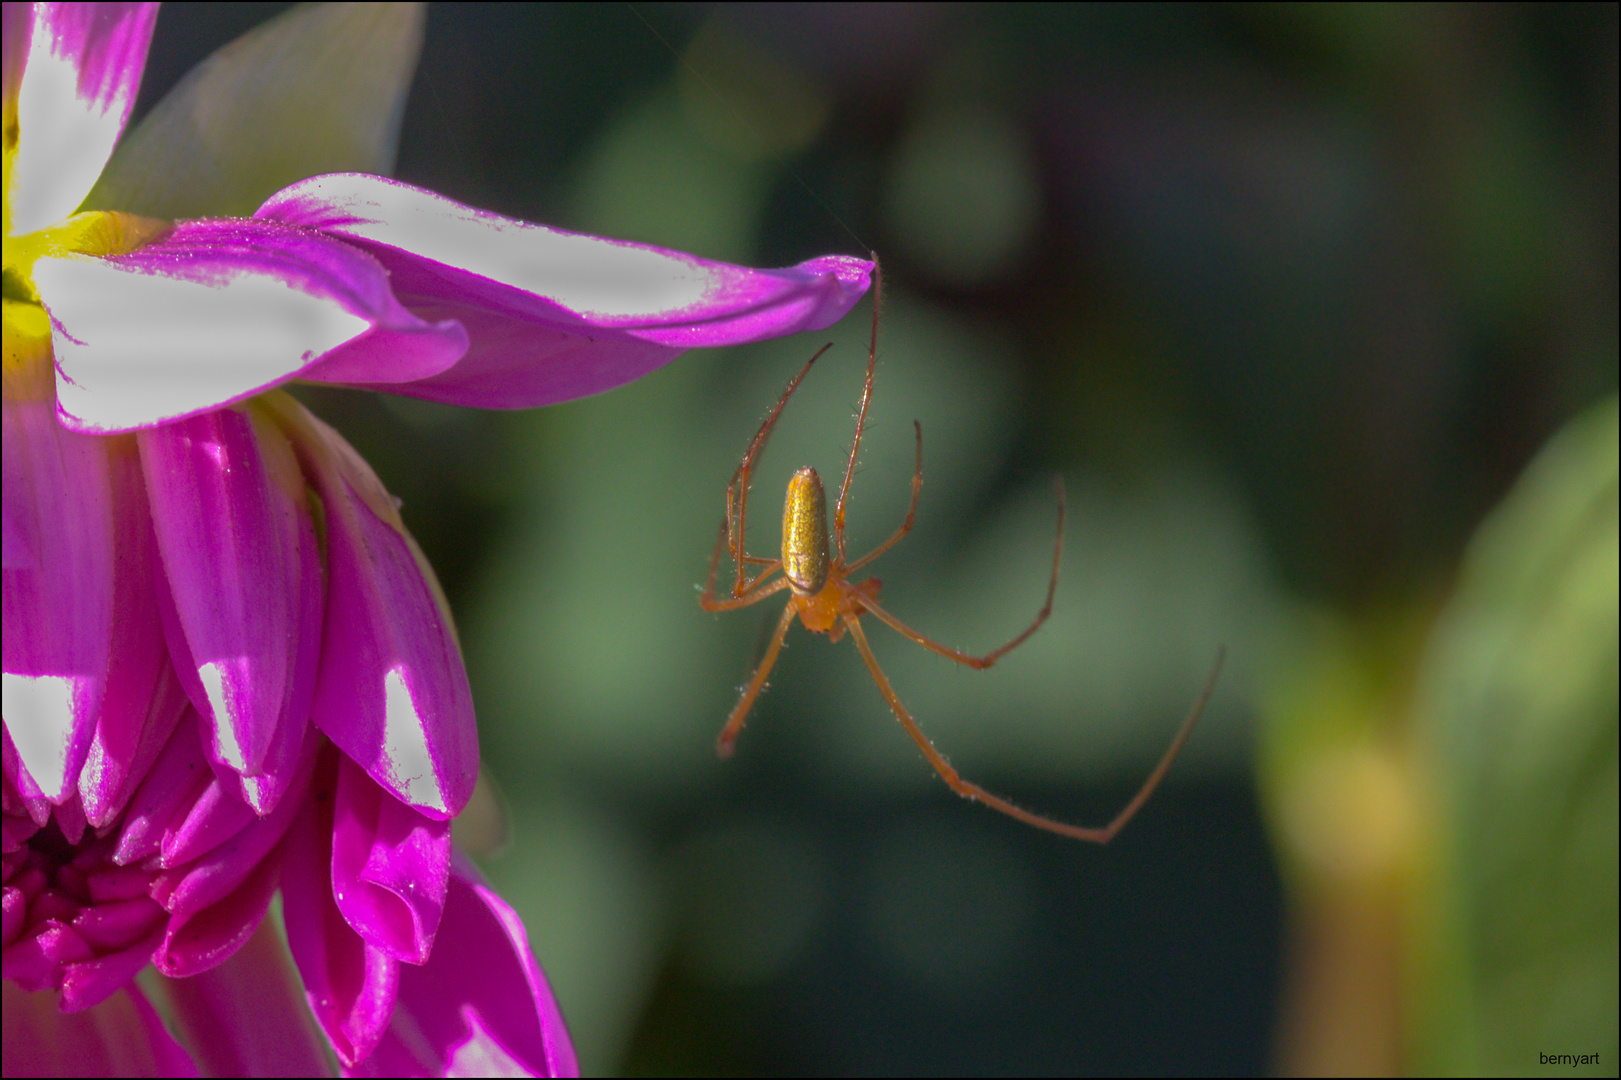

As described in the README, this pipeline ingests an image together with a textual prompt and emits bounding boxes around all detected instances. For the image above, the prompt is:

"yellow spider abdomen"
[782,466,830,596]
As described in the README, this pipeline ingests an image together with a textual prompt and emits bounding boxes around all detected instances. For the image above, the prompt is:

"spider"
[700,263,1224,842]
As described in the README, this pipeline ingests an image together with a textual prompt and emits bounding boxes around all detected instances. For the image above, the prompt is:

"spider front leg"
[833,255,885,564]
[700,516,789,611]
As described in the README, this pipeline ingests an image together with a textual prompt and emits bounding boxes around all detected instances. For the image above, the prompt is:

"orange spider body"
[779,465,882,639]
[701,261,1222,841]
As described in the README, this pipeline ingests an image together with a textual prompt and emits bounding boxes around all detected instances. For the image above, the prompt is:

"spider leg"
[851,476,1064,668]
[845,419,922,574]
[701,517,791,611]
[727,343,832,594]
[716,600,799,758]
[834,257,883,564]
[846,616,1224,843]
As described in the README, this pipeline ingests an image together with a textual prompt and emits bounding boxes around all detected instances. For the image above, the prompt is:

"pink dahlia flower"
[2,4,872,1075]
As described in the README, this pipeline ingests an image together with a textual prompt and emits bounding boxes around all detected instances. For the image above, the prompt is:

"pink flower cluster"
[2,4,871,1074]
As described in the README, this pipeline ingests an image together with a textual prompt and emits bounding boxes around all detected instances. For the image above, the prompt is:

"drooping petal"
[331,754,451,965]
[155,917,332,1078]
[352,852,580,1078]
[35,218,469,434]
[136,403,322,797]
[137,403,321,793]
[264,393,478,819]
[56,915,166,1012]
[281,747,401,1069]
[150,569,312,818]
[150,725,317,979]
[113,708,213,867]
[77,437,180,827]
[257,173,874,407]
[1,977,197,1078]
[5,3,158,236]
[155,764,257,870]
[1,350,113,803]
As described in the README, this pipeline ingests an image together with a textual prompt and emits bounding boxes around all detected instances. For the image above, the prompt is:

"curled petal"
[35,218,468,433]
[58,917,165,1013]
[265,393,477,818]
[137,403,321,793]
[281,748,401,1069]
[152,838,283,980]
[332,754,451,965]
[257,173,874,407]
[353,852,580,1078]
[152,726,317,977]
[6,3,159,235]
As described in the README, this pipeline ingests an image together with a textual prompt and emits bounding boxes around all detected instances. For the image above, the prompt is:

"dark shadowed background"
[133,4,1616,1075]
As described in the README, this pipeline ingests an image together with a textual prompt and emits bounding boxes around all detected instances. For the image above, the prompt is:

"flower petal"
[258,173,874,407]
[332,755,451,965]
[78,439,181,827]
[281,748,401,1069]
[138,403,321,788]
[152,727,316,978]
[113,708,212,867]
[6,3,158,235]
[352,852,580,1078]
[35,218,468,434]
[265,394,477,819]
[1,977,197,1078]
[2,360,113,802]
[58,917,165,1012]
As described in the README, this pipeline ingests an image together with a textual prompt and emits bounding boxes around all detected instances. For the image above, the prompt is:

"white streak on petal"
[2,673,81,795]
[384,665,445,815]
[12,27,128,233]
[272,178,721,321]
[36,254,370,433]
[197,660,247,770]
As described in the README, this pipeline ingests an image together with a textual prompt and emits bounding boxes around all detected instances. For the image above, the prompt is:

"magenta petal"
[58,918,164,1012]
[2,378,114,803]
[2,976,198,1078]
[37,218,469,434]
[113,709,211,866]
[256,173,873,407]
[137,404,321,784]
[153,728,316,977]
[153,820,283,979]
[352,852,579,1078]
[157,765,256,869]
[78,445,178,826]
[332,754,450,964]
[7,3,160,235]
[270,402,476,819]
[282,751,401,1068]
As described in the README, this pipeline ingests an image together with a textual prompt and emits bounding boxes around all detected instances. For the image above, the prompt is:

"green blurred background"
[136,4,1616,1075]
